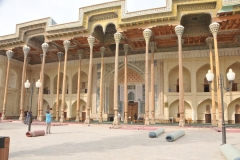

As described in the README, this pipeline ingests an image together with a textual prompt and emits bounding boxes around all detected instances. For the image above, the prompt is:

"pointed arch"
[226,61,240,91]
[169,99,192,120]
[53,72,69,94]
[168,65,191,92]
[72,71,88,94]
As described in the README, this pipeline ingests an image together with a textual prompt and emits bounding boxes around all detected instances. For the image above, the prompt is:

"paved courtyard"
[1,121,240,160]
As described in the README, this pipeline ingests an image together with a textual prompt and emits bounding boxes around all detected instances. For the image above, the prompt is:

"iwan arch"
[0,0,240,126]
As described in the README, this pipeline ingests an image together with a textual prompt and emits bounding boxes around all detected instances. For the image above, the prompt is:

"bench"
[134,117,144,123]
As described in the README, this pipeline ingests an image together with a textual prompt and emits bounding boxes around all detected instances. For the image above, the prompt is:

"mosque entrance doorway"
[128,102,138,122]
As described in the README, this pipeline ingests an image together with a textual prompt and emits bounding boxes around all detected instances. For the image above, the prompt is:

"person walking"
[45,110,52,134]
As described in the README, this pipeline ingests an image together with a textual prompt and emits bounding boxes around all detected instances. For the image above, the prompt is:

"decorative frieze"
[177,2,216,12]
[89,12,118,22]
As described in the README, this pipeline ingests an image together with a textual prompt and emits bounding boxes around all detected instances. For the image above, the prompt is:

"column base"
[124,118,128,124]
[145,119,150,126]
[98,117,103,123]
[1,115,6,120]
[55,117,59,121]
[75,117,79,122]
[211,120,217,126]
[150,120,156,124]
[85,118,90,124]
[218,120,222,128]
[19,114,24,121]
[60,117,64,123]
[113,116,119,125]
[179,120,185,127]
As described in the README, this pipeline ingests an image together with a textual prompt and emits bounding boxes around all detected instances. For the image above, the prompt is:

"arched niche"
[226,62,240,91]
[72,71,88,94]
[168,65,191,92]
[169,100,192,120]
[5,92,16,117]
[43,73,50,94]
[53,72,69,94]
[52,100,68,118]
[8,69,17,89]
[71,99,86,119]
[197,99,218,123]
[227,98,240,124]
[42,99,50,117]
[118,67,144,84]
[196,64,216,92]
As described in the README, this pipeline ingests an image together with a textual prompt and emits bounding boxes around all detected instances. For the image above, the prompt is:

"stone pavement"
[1,121,240,160]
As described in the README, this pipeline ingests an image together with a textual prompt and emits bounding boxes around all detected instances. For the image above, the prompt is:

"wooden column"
[37,54,43,121]
[76,50,83,122]
[123,44,129,124]
[175,25,185,127]
[39,43,49,121]
[19,46,30,121]
[1,50,14,120]
[143,29,152,126]
[150,41,156,124]
[209,22,222,127]
[85,36,95,124]
[159,61,164,121]
[206,37,217,126]
[113,32,122,125]
[99,47,106,123]
[55,52,63,121]
[60,40,70,122]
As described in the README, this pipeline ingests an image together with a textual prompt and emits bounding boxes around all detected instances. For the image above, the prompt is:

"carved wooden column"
[113,32,122,125]
[37,54,43,121]
[19,46,30,121]
[25,57,31,81]
[39,43,49,121]
[159,61,164,121]
[85,36,95,124]
[1,50,14,120]
[60,40,70,122]
[175,25,185,127]
[150,41,156,124]
[143,29,151,126]
[206,37,217,126]
[123,44,129,124]
[55,52,63,121]
[76,50,83,122]
[209,22,222,127]
[99,47,105,123]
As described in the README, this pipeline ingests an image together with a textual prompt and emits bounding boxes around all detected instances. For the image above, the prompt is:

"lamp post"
[206,69,235,145]
[24,79,42,131]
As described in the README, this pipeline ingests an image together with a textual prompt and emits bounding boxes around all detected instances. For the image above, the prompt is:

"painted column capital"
[100,47,106,57]
[114,32,122,45]
[143,29,152,43]
[87,36,95,48]
[23,46,30,58]
[209,22,220,38]
[41,43,49,55]
[6,50,14,60]
[175,25,184,39]
[27,57,31,64]
[149,41,156,53]
[123,44,129,55]
[78,49,84,60]
[63,40,71,51]
[206,37,214,47]
[57,52,64,61]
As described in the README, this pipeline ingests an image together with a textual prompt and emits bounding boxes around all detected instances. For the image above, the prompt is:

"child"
[46,110,52,134]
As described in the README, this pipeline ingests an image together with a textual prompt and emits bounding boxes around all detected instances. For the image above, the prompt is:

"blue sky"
[0,0,166,36]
